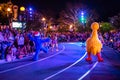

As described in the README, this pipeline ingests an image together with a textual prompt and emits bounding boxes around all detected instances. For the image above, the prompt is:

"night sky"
[0,0,120,21]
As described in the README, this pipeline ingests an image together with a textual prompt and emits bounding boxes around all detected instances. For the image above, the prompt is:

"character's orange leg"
[96,53,103,62]
[86,52,92,61]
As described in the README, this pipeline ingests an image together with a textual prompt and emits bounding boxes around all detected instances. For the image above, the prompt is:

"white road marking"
[69,42,86,47]
[78,61,98,80]
[44,52,87,80]
[0,45,65,74]
[69,42,83,45]
[74,44,82,46]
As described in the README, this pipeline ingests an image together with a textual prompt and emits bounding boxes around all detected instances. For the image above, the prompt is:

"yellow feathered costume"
[86,22,103,62]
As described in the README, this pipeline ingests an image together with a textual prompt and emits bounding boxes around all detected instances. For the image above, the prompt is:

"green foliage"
[100,22,114,33]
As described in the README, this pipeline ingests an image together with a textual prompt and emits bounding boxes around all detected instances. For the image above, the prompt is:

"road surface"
[0,42,120,80]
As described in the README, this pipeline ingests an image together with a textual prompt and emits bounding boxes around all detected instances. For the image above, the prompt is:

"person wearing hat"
[28,31,50,61]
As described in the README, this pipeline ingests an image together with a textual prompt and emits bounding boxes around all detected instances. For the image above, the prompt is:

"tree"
[58,3,99,32]
[0,3,9,24]
[0,2,13,24]
[26,11,43,30]
[86,9,99,27]
[110,13,120,29]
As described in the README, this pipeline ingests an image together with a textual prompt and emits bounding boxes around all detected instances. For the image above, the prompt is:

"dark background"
[0,0,120,21]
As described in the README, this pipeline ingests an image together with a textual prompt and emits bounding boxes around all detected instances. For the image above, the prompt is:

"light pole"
[42,17,46,27]
[69,24,73,32]
[81,11,85,24]
[20,6,26,21]
[20,6,25,12]
[28,7,33,21]
[42,17,47,33]
[20,6,26,31]
[7,7,11,25]
[80,11,87,28]
[7,7,11,16]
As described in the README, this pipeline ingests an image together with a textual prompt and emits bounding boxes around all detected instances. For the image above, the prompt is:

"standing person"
[0,32,5,59]
[0,32,10,59]
[99,33,105,45]
[16,33,25,48]
[51,34,59,51]
[28,31,50,61]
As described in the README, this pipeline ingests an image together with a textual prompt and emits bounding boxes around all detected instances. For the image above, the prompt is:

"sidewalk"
[0,55,33,65]
[0,59,6,64]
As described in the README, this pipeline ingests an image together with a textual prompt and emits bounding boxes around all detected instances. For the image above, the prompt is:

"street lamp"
[42,17,46,21]
[42,17,46,27]
[20,6,26,31]
[50,26,52,29]
[7,7,11,12]
[69,24,73,29]
[7,7,11,25]
[20,6,26,21]
[69,24,73,31]
[42,17,47,32]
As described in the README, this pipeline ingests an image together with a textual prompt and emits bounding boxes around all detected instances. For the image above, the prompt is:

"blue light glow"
[81,15,84,17]
[30,15,32,17]
[29,12,32,14]
[81,12,84,15]
[29,8,32,11]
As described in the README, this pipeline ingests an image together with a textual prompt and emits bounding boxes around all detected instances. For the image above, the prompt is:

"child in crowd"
[17,47,24,59]
[6,45,17,62]
[26,42,31,55]
[6,47,12,62]
[11,45,17,59]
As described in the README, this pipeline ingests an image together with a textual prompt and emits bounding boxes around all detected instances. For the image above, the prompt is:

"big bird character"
[86,22,103,62]
[28,31,50,61]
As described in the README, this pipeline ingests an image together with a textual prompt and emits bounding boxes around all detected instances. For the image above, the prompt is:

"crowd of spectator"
[49,32,91,42]
[103,30,120,52]
[0,25,120,62]
[0,25,36,62]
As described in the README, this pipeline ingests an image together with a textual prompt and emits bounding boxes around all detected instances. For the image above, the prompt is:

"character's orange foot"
[86,57,92,61]
[98,58,103,62]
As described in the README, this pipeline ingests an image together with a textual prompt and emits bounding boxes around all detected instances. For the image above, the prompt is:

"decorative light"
[80,11,86,24]
[81,12,84,15]
[50,26,52,29]
[69,25,73,29]
[30,15,32,17]
[29,12,32,14]
[0,6,2,10]
[20,6,25,11]
[7,8,11,12]
[42,17,46,21]
[29,8,32,11]
[44,27,46,30]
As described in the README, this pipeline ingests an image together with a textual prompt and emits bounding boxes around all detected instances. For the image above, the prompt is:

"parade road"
[0,42,120,80]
